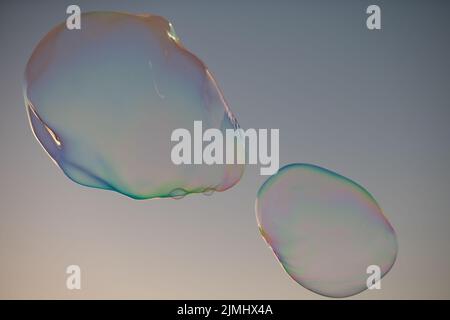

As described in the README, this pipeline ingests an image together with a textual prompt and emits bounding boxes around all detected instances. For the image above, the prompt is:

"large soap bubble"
[255,163,397,298]
[24,12,244,199]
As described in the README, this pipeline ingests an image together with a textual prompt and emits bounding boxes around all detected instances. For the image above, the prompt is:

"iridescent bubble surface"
[256,164,397,298]
[24,12,244,199]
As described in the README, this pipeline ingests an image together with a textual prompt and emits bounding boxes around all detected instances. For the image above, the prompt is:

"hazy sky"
[1,0,449,299]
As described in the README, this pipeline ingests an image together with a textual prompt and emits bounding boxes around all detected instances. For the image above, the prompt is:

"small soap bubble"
[24,12,244,199]
[202,188,215,196]
[255,163,397,298]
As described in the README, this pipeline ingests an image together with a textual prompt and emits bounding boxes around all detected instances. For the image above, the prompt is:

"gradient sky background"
[1,0,449,299]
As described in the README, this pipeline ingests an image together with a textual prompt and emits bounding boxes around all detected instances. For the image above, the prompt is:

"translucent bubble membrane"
[24,12,244,200]
[256,164,397,298]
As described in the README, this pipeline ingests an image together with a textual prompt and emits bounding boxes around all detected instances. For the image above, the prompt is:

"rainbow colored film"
[256,164,397,297]
[23,12,244,200]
